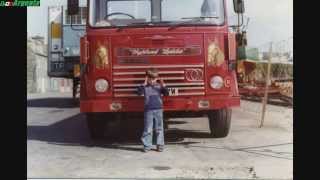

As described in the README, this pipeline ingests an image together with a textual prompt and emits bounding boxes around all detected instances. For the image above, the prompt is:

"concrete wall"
[27,36,72,93]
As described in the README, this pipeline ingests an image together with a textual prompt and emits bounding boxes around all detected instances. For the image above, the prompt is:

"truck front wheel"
[208,108,232,138]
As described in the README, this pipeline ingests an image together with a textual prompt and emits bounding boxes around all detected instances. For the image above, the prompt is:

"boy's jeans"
[141,109,164,150]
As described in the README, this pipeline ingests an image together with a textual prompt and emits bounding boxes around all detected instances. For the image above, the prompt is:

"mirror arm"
[235,13,244,33]
[239,13,244,28]
[242,17,250,31]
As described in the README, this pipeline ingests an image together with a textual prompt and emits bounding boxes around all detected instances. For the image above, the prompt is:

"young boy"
[137,68,169,152]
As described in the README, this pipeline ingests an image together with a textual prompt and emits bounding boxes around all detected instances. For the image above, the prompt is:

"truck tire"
[86,113,109,139]
[208,108,232,138]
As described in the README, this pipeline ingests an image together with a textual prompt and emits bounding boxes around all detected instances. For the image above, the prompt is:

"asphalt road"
[27,92,293,179]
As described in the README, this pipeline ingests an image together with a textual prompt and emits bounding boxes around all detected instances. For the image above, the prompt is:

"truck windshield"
[162,0,224,24]
[89,0,225,27]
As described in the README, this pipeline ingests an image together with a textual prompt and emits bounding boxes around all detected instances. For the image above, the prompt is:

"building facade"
[27,36,72,93]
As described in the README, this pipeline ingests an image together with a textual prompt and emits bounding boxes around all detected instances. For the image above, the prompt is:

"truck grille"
[112,64,205,97]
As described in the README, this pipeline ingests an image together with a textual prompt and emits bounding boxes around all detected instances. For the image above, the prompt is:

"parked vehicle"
[65,0,246,138]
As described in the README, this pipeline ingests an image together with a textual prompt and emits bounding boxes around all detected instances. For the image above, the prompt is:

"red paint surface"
[80,95,240,113]
[80,1,240,113]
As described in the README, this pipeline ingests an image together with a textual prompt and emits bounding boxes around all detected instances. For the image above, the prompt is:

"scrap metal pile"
[237,59,293,107]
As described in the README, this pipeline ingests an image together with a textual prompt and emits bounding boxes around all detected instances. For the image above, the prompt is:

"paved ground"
[27,93,293,179]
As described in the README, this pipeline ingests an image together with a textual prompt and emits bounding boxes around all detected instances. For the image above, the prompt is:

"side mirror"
[233,0,245,14]
[67,0,79,15]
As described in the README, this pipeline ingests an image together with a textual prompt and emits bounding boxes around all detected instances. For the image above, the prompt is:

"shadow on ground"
[27,97,79,108]
[27,112,211,152]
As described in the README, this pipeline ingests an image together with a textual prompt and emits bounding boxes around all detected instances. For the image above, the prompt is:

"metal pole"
[259,42,273,128]
[237,13,240,34]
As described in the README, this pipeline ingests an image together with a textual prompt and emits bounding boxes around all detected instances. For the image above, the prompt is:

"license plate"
[168,88,178,96]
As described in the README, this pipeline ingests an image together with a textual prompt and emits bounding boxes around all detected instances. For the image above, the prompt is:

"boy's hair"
[146,68,159,78]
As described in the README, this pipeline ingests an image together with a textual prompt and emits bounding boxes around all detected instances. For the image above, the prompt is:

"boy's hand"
[143,76,148,86]
[159,78,165,87]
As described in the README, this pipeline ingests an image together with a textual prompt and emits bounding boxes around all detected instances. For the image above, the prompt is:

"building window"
[65,7,87,25]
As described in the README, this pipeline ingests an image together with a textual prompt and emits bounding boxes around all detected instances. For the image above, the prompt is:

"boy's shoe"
[143,148,151,153]
[157,145,164,152]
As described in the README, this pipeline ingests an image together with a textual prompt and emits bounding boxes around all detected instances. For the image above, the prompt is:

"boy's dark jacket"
[137,83,169,110]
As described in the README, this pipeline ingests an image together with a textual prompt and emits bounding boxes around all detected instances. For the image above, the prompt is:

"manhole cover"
[153,166,171,171]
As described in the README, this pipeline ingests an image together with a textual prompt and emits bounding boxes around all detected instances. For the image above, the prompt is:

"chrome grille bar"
[112,64,205,97]
[113,64,204,69]
[113,86,205,92]
[114,94,140,97]
[178,92,205,96]
[113,77,185,81]
[113,82,204,88]
[113,71,184,76]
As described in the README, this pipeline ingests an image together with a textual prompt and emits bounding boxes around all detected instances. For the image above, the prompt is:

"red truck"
[67,0,246,139]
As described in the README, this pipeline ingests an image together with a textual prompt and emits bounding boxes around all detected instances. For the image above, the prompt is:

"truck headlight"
[210,76,224,89]
[95,79,109,93]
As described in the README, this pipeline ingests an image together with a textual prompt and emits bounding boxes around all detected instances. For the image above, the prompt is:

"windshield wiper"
[168,16,219,31]
[129,21,172,26]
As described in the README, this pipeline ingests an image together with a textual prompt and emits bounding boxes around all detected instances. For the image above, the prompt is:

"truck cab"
[48,5,87,98]
[68,0,245,139]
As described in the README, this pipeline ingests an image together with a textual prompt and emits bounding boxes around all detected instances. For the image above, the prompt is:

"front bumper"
[80,95,240,113]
